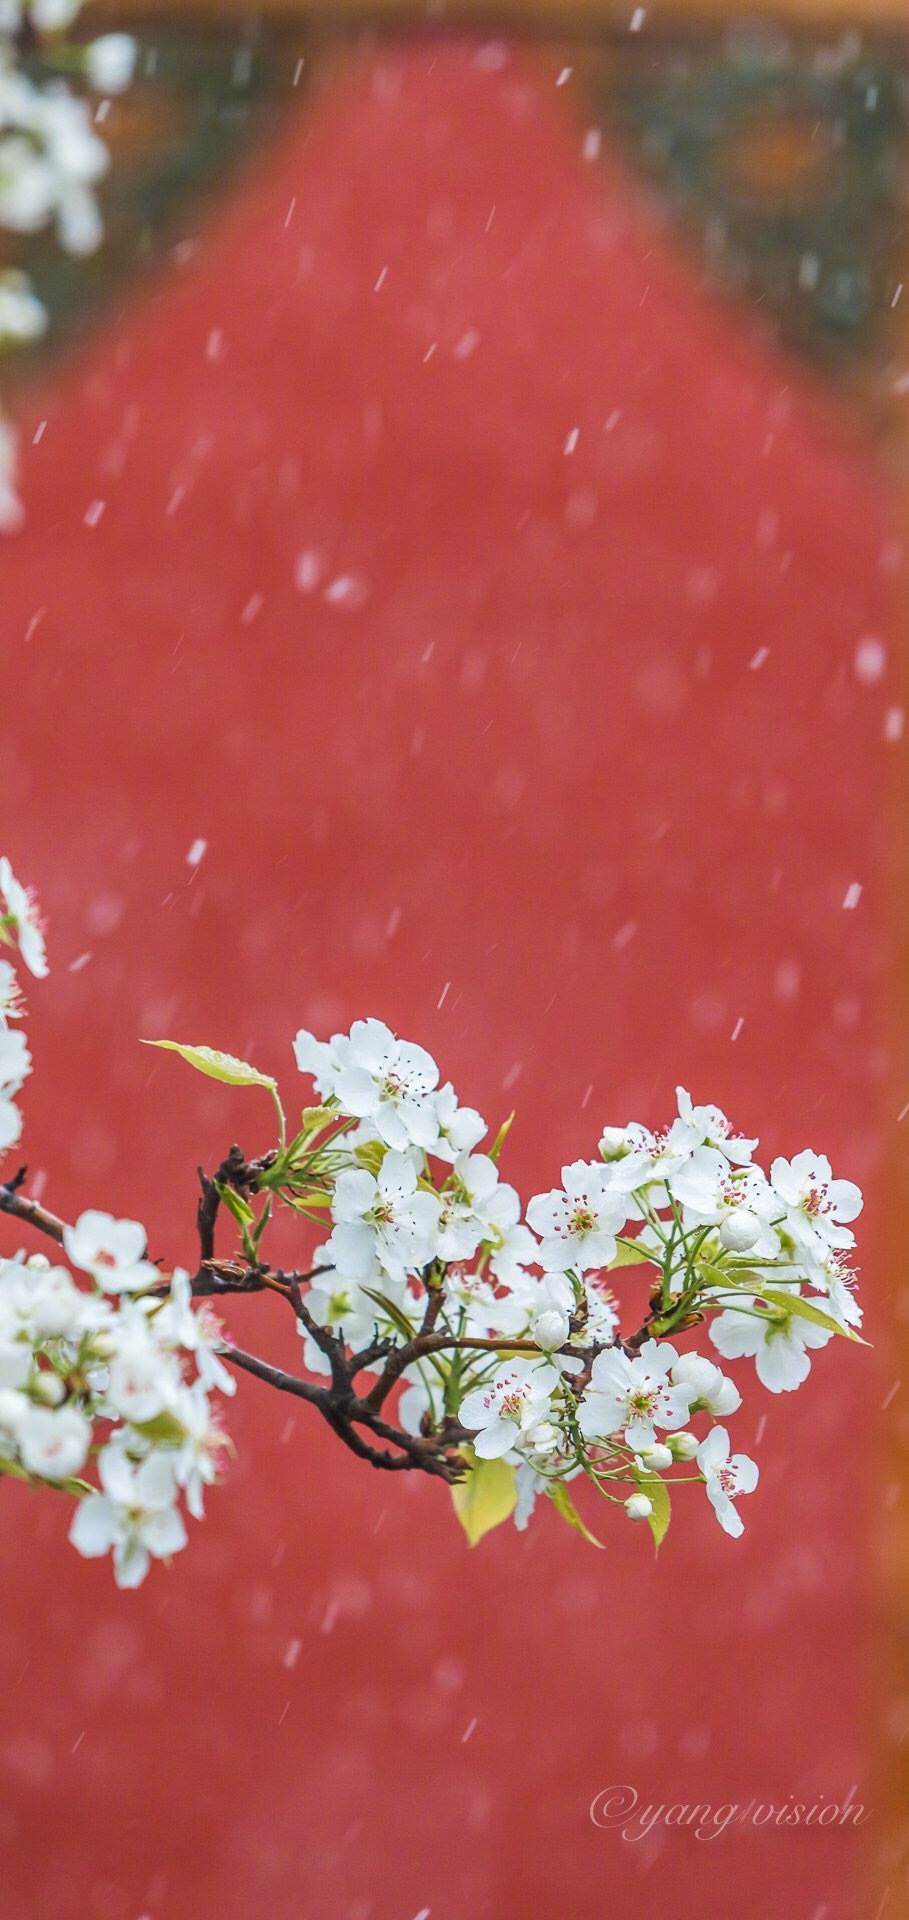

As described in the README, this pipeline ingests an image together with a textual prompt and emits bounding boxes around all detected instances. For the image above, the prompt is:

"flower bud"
[624,1493,653,1521]
[719,1209,761,1252]
[90,1331,117,1361]
[667,1431,698,1461]
[600,1127,629,1162]
[524,1420,559,1454]
[531,1309,569,1352]
[31,1370,65,1406]
[25,1253,51,1272]
[638,1443,672,1472]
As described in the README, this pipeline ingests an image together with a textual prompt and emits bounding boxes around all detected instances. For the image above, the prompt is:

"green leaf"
[757,1288,867,1344]
[360,1286,417,1341]
[141,1039,276,1090]
[632,1468,671,1552]
[608,1239,656,1269]
[548,1477,604,1548]
[451,1449,517,1545]
[215,1181,255,1227]
[698,1262,746,1292]
[353,1138,386,1175]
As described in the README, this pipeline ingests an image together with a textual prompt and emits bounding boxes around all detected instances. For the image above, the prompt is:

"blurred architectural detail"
[6,6,907,432]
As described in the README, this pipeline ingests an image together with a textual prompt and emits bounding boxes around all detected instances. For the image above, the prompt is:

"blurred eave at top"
[94,0,909,27]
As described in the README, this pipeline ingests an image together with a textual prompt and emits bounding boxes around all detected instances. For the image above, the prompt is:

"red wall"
[0,42,894,1920]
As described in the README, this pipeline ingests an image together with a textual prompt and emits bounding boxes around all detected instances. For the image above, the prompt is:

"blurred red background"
[0,38,898,1919]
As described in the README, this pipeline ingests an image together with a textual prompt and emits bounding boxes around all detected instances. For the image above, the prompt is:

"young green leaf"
[608,1239,656,1269]
[548,1477,604,1547]
[451,1450,517,1545]
[360,1286,418,1341]
[698,1262,746,1292]
[758,1287,867,1343]
[215,1181,255,1228]
[488,1112,515,1164]
[141,1039,276,1090]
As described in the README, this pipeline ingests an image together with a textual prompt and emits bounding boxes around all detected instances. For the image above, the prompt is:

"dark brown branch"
[196,1167,219,1265]
[225,1346,465,1481]
[225,1345,326,1406]
[0,1170,67,1246]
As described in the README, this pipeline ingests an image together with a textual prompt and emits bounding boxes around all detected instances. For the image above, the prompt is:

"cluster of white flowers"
[0,854,867,1582]
[0,863,233,1585]
[0,2,137,525]
[290,1023,865,1547]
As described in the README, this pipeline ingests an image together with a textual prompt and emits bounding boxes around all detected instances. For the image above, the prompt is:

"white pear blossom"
[513,1459,542,1531]
[0,1095,21,1153]
[536,1268,619,1346]
[431,1082,486,1162]
[5,1260,89,1340]
[62,1210,158,1293]
[70,1448,188,1588]
[709,1294,833,1392]
[0,1384,27,1444]
[0,959,24,1020]
[579,1340,695,1450]
[295,1019,441,1151]
[805,1249,863,1331]
[0,1336,30,1387]
[106,1319,179,1426]
[670,1351,741,1418]
[458,1358,559,1459]
[439,1265,531,1338]
[674,1088,758,1165]
[597,1121,694,1196]
[668,1150,780,1258]
[18,1401,90,1478]
[770,1151,863,1262]
[696,1427,759,1537]
[436,1153,502,1262]
[327,1150,440,1284]
[0,1022,29,1096]
[0,857,47,977]
[483,1200,538,1288]
[527,1161,627,1273]
[154,1269,237,1396]
[170,1382,226,1520]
